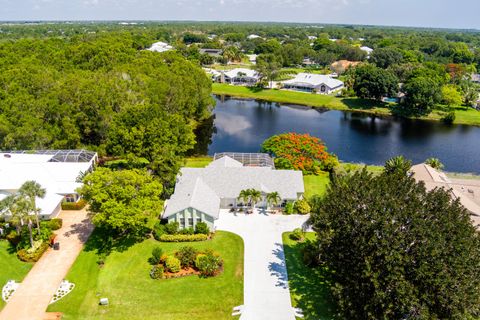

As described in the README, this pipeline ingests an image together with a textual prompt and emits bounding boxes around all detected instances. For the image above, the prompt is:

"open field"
[282,232,337,320]
[212,84,480,126]
[48,231,244,320]
[0,241,33,310]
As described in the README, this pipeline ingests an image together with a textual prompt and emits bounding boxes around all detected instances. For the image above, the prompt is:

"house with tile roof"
[163,154,304,230]
[282,73,344,94]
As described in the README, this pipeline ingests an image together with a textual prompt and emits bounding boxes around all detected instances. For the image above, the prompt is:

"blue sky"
[0,0,479,29]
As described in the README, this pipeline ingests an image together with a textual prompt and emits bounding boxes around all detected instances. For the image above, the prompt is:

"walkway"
[0,210,93,320]
[215,210,309,320]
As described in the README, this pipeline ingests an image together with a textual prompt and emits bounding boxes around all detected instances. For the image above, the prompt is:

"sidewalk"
[0,210,93,320]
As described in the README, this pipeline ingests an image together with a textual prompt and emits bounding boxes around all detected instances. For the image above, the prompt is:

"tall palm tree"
[0,193,34,247]
[425,158,444,170]
[237,189,251,208]
[19,180,46,235]
[384,156,412,175]
[266,192,281,209]
[249,189,262,209]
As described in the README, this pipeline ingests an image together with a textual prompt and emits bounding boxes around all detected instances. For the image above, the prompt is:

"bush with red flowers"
[261,133,338,174]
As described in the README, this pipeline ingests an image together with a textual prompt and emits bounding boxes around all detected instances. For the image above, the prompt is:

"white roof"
[307,35,317,40]
[360,46,373,53]
[163,156,304,219]
[223,68,259,79]
[147,41,173,53]
[283,73,344,89]
[247,34,261,39]
[0,152,94,217]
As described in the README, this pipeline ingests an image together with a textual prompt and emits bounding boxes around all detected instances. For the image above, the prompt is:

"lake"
[207,96,480,173]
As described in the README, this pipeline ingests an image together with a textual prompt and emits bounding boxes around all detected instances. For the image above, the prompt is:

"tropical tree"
[255,53,281,88]
[384,155,412,175]
[425,157,444,170]
[352,64,399,100]
[0,193,34,248]
[249,189,262,209]
[237,189,251,207]
[19,180,46,235]
[266,192,281,209]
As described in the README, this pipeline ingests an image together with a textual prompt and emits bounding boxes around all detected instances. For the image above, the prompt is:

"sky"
[0,0,479,30]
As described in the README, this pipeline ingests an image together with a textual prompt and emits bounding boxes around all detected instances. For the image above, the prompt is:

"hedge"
[48,218,63,231]
[17,242,49,262]
[61,199,87,210]
[159,234,208,242]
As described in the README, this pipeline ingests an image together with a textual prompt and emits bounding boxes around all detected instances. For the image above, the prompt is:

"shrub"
[6,230,21,246]
[61,199,87,210]
[150,265,164,279]
[441,111,456,124]
[195,222,210,235]
[17,241,49,262]
[290,228,304,241]
[175,246,198,268]
[153,223,166,240]
[284,202,294,215]
[148,247,164,265]
[425,157,444,170]
[165,256,181,273]
[159,234,208,242]
[196,253,223,277]
[294,199,311,214]
[48,218,63,231]
[195,254,206,268]
[164,222,179,235]
[179,227,194,235]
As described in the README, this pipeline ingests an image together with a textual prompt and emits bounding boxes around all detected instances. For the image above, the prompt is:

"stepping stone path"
[2,280,19,303]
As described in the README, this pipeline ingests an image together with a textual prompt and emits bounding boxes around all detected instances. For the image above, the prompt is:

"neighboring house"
[214,68,260,85]
[246,54,257,64]
[282,73,344,94]
[472,73,480,83]
[163,153,305,230]
[0,150,97,220]
[410,163,480,229]
[199,48,223,57]
[360,46,373,57]
[203,68,221,81]
[146,41,173,53]
[307,35,317,40]
[247,34,261,40]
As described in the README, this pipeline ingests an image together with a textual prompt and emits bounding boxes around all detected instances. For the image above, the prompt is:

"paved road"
[0,210,93,320]
[215,211,309,320]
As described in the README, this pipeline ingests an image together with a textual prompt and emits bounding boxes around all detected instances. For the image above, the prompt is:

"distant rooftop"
[214,152,274,168]
[2,149,97,163]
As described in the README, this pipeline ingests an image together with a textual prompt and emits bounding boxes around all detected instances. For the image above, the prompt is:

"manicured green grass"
[212,84,480,126]
[283,232,337,320]
[0,241,33,310]
[303,173,330,199]
[48,231,244,320]
[183,157,213,168]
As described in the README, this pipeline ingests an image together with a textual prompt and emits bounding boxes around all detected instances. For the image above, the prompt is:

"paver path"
[0,210,93,320]
[215,211,309,320]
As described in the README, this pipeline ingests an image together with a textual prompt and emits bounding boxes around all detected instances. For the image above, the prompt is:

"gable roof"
[283,73,344,89]
[224,68,258,79]
[207,156,243,168]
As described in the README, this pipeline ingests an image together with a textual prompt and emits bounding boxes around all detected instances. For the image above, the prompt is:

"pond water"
[207,96,480,173]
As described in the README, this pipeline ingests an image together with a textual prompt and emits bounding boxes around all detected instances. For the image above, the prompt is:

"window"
[196,213,202,223]
[188,218,194,226]
[180,218,185,227]
[320,85,326,92]
[65,194,76,203]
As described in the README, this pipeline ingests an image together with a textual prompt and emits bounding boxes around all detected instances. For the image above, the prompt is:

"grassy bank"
[48,231,244,320]
[212,84,480,126]
[282,232,337,320]
[0,241,33,310]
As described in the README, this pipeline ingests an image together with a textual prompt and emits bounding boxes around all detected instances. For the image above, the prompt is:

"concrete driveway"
[0,209,93,320]
[215,210,310,320]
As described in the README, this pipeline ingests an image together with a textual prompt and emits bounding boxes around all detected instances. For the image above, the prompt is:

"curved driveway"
[215,211,309,320]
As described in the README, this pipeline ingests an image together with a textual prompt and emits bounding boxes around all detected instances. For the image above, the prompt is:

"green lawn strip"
[0,241,33,310]
[212,84,480,126]
[183,156,213,168]
[303,173,330,199]
[48,231,244,320]
[282,232,337,320]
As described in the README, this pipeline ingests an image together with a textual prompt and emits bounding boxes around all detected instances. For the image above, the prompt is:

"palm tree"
[249,189,262,209]
[384,156,412,175]
[266,192,281,210]
[237,189,251,208]
[0,193,34,247]
[19,180,46,235]
[425,158,444,170]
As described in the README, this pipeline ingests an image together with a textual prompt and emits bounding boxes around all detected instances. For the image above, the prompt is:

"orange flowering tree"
[261,133,338,174]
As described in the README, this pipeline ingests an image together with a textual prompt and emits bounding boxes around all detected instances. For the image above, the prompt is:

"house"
[247,34,261,40]
[163,153,305,230]
[410,163,480,229]
[214,68,260,86]
[472,74,480,83]
[282,73,344,94]
[0,150,97,220]
[246,54,257,64]
[360,46,373,57]
[199,48,223,57]
[146,41,173,53]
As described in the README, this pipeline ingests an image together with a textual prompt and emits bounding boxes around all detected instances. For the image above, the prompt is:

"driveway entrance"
[215,210,309,320]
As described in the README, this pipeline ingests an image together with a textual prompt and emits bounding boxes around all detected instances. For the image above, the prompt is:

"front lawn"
[0,241,33,310]
[303,173,330,199]
[283,232,337,320]
[48,231,244,320]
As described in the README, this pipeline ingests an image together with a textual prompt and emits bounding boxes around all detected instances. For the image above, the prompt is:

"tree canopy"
[308,168,480,319]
